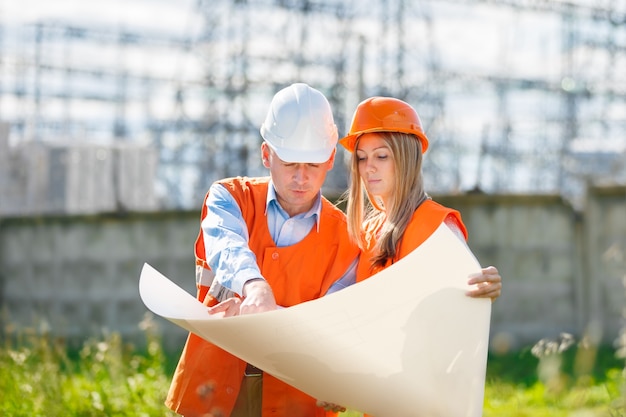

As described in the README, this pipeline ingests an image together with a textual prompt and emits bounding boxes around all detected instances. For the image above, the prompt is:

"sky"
[2,0,199,34]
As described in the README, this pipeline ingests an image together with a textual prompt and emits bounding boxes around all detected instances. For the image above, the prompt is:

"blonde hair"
[344,131,429,270]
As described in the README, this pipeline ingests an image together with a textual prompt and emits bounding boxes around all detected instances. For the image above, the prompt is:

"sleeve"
[202,183,264,297]
[444,213,468,244]
[324,256,359,295]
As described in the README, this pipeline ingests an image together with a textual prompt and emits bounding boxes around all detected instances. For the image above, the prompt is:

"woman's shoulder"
[406,200,467,240]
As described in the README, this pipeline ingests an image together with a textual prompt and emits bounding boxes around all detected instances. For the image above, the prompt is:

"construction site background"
[0,0,624,352]
[0,0,624,214]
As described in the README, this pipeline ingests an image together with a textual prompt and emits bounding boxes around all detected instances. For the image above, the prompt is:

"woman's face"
[355,133,395,208]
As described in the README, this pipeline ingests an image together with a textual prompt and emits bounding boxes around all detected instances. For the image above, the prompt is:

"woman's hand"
[466,266,502,302]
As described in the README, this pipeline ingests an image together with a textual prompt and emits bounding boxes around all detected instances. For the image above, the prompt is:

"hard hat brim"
[339,128,429,153]
[265,140,335,164]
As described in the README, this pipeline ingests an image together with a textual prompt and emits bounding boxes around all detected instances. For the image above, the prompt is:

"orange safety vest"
[356,199,468,282]
[166,177,359,417]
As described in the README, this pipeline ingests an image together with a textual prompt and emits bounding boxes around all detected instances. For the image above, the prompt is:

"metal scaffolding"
[0,0,624,213]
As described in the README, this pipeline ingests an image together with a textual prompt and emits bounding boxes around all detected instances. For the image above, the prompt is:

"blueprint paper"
[139,224,491,417]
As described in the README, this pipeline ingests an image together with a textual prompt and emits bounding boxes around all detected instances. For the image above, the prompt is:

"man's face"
[262,142,335,217]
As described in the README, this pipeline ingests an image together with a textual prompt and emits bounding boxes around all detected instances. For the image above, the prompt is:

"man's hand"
[240,279,278,314]
[466,265,502,302]
[207,297,242,317]
[207,279,277,317]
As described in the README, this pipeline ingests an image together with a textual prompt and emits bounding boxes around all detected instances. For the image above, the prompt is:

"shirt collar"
[266,180,322,232]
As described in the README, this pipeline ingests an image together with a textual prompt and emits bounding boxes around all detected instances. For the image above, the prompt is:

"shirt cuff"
[228,268,265,296]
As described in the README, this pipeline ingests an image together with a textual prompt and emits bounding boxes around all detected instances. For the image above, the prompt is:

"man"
[165,83,360,417]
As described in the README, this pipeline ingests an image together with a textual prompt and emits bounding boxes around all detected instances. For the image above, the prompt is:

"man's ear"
[261,142,271,168]
[326,148,337,170]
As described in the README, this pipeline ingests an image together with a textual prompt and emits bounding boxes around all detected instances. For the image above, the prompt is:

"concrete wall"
[0,141,159,217]
[1,185,625,352]
[0,211,198,351]
[585,186,626,344]
[437,193,584,350]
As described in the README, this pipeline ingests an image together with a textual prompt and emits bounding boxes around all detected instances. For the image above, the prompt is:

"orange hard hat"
[339,96,429,153]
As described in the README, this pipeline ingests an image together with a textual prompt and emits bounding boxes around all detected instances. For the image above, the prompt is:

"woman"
[339,96,502,299]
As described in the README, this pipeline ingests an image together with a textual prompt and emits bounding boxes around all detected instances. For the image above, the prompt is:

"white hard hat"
[260,83,338,163]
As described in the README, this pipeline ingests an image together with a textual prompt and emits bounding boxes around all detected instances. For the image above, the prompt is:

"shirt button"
[272,252,279,260]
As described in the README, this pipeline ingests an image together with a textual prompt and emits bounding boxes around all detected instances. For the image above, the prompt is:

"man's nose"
[293,165,308,181]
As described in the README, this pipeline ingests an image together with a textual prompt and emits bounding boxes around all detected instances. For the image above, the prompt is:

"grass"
[482,346,625,417]
[0,316,178,417]
[1,317,625,417]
